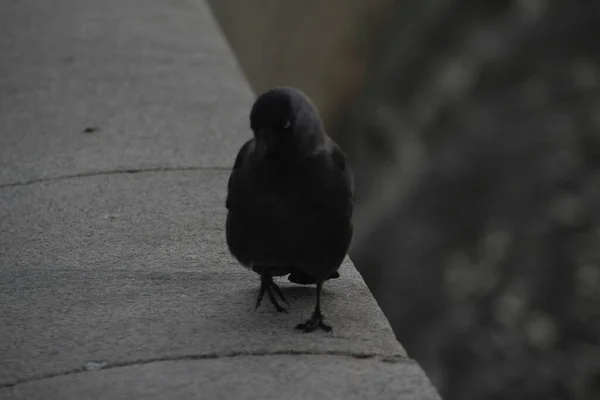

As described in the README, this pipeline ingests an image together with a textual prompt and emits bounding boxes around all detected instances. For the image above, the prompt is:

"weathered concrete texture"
[2,356,436,400]
[0,0,251,186]
[0,172,404,388]
[0,0,441,398]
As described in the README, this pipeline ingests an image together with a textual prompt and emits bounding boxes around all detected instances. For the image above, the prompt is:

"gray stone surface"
[0,172,404,387]
[0,0,439,398]
[2,356,436,400]
[0,0,250,186]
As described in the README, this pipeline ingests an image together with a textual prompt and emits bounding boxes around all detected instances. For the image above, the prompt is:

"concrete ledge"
[3,356,436,400]
[0,171,403,380]
[0,0,440,398]
[0,0,251,186]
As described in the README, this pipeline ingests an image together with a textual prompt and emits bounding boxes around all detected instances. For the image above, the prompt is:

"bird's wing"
[328,142,355,219]
[226,139,253,210]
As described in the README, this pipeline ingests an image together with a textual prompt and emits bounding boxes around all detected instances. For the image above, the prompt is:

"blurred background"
[207,1,600,399]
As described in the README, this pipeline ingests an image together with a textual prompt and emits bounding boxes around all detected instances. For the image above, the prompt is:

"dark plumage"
[225,87,354,332]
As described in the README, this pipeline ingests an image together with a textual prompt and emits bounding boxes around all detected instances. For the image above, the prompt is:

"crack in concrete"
[0,166,232,189]
[0,350,410,388]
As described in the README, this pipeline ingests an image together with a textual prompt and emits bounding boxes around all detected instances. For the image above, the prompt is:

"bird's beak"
[255,128,280,150]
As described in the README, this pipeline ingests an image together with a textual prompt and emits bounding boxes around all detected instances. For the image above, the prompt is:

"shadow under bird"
[225,87,354,332]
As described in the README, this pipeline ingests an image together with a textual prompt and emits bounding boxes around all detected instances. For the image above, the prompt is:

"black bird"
[225,87,354,332]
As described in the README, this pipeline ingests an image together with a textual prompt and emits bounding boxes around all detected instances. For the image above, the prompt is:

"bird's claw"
[271,300,289,314]
[266,283,288,313]
[270,280,290,306]
[255,273,289,313]
[295,313,332,333]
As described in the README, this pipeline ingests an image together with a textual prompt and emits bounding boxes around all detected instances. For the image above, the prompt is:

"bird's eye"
[283,120,291,129]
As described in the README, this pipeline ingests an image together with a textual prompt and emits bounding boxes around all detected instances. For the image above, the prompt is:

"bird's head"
[249,87,326,155]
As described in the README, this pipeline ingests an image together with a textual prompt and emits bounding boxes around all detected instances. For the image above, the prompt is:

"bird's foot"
[270,280,290,306]
[295,311,332,333]
[269,296,289,313]
[256,274,289,313]
[255,281,266,310]
[267,278,289,313]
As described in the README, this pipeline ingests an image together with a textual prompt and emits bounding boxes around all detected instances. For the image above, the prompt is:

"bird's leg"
[266,284,289,313]
[295,281,332,332]
[269,279,290,306]
[255,277,267,310]
[256,270,288,313]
